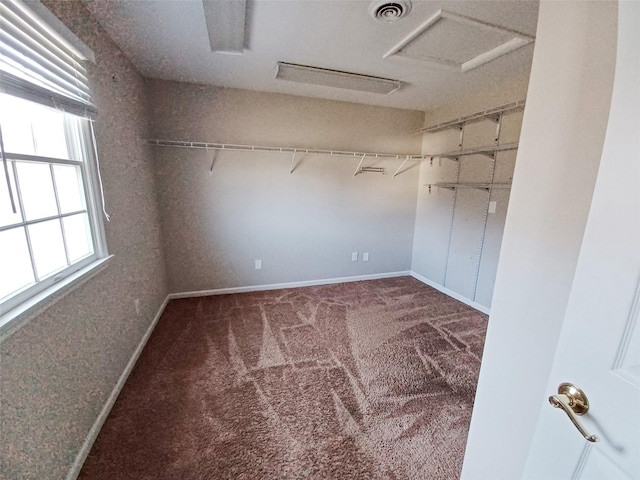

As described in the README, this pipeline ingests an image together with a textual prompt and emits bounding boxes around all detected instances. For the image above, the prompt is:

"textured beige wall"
[421,75,530,129]
[148,80,424,154]
[148,81,424,292]
[0,2,168,479]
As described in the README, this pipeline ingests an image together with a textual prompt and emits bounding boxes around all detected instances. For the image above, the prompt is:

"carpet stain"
[79,277,487,479]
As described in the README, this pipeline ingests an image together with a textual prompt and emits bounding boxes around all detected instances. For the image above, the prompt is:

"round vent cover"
[369,0,411,23]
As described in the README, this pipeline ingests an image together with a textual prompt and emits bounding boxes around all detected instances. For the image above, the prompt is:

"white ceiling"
[85,0,539,111]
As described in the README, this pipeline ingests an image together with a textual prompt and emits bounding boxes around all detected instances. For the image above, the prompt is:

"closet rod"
[416,99,526,134]
[148,139,424,161]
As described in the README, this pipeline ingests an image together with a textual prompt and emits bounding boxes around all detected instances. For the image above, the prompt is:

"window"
[0,0,107,322]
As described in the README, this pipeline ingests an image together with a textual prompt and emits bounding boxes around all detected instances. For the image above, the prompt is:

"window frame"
[0,99,109,327]
[0,0,110,334]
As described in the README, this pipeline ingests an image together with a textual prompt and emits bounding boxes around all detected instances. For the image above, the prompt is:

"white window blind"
[0,0,97,119]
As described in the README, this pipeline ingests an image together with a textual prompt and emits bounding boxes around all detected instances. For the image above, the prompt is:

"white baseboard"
[66,295,170,480]
[409,271,491,315]
[168,271,412,299]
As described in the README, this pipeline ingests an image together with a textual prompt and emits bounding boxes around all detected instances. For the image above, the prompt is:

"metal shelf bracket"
[353,154,366,177]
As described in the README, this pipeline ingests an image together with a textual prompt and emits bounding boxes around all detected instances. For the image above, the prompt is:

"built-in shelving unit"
[416,99,525,310]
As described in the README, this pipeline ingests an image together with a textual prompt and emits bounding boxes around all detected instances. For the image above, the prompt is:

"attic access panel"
[384,9,534,72]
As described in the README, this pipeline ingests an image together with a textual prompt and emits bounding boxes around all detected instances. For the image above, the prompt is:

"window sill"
[0,255,113,342]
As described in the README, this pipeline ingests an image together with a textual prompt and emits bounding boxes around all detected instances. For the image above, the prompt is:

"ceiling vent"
[275,62,402,95]
[369,0,411,23]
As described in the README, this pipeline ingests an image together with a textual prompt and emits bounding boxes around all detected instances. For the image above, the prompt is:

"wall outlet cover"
[255,259,262,270]
[352,252,358,261]
[363,252,370,261]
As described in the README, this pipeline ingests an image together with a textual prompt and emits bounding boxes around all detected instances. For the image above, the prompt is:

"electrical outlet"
[363,252,369,262]
[351,252,358,262]
[488,201,497,214]
[134,299,140,316]
[255,259,262,270]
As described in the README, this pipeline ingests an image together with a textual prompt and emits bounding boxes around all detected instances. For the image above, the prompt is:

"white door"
[522,2,640,478]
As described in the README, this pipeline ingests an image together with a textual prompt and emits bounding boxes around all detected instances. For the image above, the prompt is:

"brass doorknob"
[549,382,598,442]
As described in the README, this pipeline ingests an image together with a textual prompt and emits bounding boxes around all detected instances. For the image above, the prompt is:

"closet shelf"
[147,139,424,161]
[438,142,519,159]
[427,183,512,190]
[416,99,526,134]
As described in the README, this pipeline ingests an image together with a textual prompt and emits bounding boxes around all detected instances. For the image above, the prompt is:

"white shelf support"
[289,150,297,175]
[393,155,410,178]
[353,154,366,177]
[206,145,217,174]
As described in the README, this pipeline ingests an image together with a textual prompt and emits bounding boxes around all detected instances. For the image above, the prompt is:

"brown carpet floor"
[79,276,487,479]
